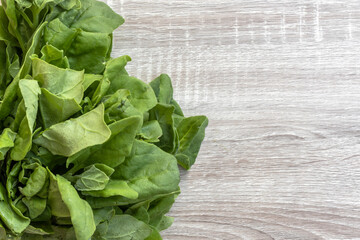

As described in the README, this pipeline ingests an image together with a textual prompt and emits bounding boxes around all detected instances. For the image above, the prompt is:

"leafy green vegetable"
[56,175,96,240]
[34,104,111,156]
[0,0,208,239]
[0,128,16,160]
[75,165,110,192]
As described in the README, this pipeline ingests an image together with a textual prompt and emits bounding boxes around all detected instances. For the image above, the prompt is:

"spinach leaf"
[138,120,163,143]
[104,57,157,113]
[39,88,82,128]
[0,128,16,160]
[0,183,30,234]
[56,175,96,240]
[149,104,177,153]
[0,22,46,120]
[75,165,110,192]
[19,165,47,197]
[67,115,141,173]
[34,104,111,156]
[150,74,173,105]
[32,57,84,103]
[11,80,41,160]
[22,196,47,219]
[0,7,16,44]
[112,140,180,202]
[56,0,124,34]
[96,215,152,240]
[175,116,209,169]
[40,44,70,68]
[82,180,138,199]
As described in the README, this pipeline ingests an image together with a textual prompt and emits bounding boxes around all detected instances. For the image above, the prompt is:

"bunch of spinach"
[0,0,208,239]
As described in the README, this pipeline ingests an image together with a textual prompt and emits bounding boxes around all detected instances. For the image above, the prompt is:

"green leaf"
[75,165,110,192]
[83,180,138,199]
[91,76,110,107]
[40,44,70,68]
[149,104,176,153]
[125,205,149,224]
[6,161,21,199]
[0,183,30,234]
[56,175,96,240]
[44,18,78,51]
[83,74,102,92]
[47,171,70,218]
[156,216,174,232]
[138,120,163,143]
[44,18,113,74]
[0,22,46,120]
[32,57,84,103]
[0,7,16,44]
[34,104,111,157]
[100,215,152,240]
[18,80,41,132]
[3,45,15,87]
[147,194,177,230]
[11,80,41,160]
[89,164,115,177]
[57,0,124,34]
[93,207,114,226]
[103,89,143,124]
[8,52,20,79]
[39,88,82,128]
[15,0,32,9]
[3,0,18,30]
[0,41,6,93]
[22,197,47,219]
[112,140,180,202]
[0,128,16,160]
[67,115,141,173]
[104,56,131,84]
[66,30,111,73]
[104,56,157,113]
[175,116,208,169]
[150,74,173,105]
[19,165,48,197]
[24,223,53,235]
[145,227,162,240]
[0,222,7,240]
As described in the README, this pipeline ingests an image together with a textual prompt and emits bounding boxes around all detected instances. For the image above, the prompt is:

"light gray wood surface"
[106,0,360,239]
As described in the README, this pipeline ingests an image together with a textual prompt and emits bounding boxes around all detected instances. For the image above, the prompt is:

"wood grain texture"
[105,0,360,239]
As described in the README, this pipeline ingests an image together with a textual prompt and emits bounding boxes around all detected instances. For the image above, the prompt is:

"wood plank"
[106,0,360,239]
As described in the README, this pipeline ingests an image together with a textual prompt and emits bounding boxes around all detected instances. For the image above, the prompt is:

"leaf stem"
[14,29,26,52]
[30,6,41,29]
[17,9,34,29]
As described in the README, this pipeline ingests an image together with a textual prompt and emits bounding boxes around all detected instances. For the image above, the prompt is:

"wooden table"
[108,1,360,239]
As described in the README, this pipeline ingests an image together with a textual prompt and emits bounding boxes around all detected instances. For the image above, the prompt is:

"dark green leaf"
[150,74,173,105]
[175,116,208,169]
[149,104,176,153]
